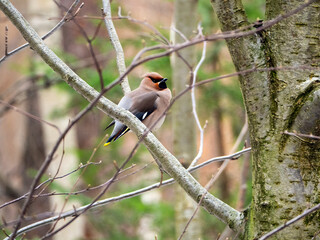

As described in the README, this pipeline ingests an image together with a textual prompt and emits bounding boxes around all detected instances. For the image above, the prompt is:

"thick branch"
[0,0,243,233]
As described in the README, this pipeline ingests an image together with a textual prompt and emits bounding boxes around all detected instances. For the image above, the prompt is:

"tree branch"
[259,203,320,240]
[0,0,243,236]
[284,131,320,140]
[2,148,251,238]
[188,25,207,168]
[101,0,131,94]
[0,0,81,64]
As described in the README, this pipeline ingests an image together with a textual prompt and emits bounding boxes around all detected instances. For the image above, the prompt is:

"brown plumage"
[104,72,172,146]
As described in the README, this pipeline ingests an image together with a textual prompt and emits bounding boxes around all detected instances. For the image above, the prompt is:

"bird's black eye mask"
[149,76,160,83]
[149,76,168,89]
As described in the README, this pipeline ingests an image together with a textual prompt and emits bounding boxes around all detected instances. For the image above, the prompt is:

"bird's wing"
[129,92,158,121]
[105,92,158,145]
[118,95,132,109]
[105,120,115,130]
[104,95,132,131]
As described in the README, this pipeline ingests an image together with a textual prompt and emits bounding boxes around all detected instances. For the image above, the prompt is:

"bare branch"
[0,99,60,134]
[189,25,207,168]
[259,203,320,240]
[170,26,189,42]
[284,130,320,140]
[117,7,169,45]
[2,147,251,238]
[41,130,148,239]
[129,0,318,67]
[54,1,105,89]
[0,0,81,64]
[10,93,108,239]
[1,148,250,214]
[205,119,248,189]
[102,0,131,94]
[72,17,105,89]
[4,25,8,55]
[179,120,249,239]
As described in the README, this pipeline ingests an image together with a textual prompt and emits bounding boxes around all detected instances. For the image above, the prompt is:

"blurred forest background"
[0,0,264,239]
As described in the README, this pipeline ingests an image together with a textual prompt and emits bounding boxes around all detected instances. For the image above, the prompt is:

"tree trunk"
[211,0,320,239]
[171,0,201,239]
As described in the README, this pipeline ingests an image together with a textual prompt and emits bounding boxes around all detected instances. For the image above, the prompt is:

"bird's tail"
[104,135,115,147]
[104,126,130,147]
[104,120,115,130]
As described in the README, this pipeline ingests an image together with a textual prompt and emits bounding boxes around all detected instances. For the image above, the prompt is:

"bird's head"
[142,72,168,90]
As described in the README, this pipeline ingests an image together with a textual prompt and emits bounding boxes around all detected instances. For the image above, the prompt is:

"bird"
[104,72,172,147]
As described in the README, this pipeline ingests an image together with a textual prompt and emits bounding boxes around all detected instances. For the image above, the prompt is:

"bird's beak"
[160,78,168,83]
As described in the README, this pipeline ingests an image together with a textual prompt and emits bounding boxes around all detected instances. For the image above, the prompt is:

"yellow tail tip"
[104,142,111,147]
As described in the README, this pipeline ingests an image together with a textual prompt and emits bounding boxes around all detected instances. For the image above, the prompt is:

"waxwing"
[104,72,172,146]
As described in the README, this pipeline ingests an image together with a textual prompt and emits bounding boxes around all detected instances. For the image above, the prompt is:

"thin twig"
[3,148,251,239]
[129,0,317,66]
[0,0,81,64]
[259,203,320,240]
[56,2,105,90]
[73,17,105,89]
[284,131,320,140]
[41,127,147,239]
[312,229,320,240]
[117,6,170,45]
[188,24,207,168]
[206,119,248,188]
[0,75,63,118]
[0,99,60,134]
[4,25,8,55]
[0,161,101,209]
[194,65,319,88]
[179,120,249,239]
[45,132,108,233]
[9,92,106,239]
[1,148,250,211]
[171,26,189,42]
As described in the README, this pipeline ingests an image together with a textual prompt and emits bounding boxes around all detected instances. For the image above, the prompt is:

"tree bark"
[171,0,201,238]
[211,0,320,239]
